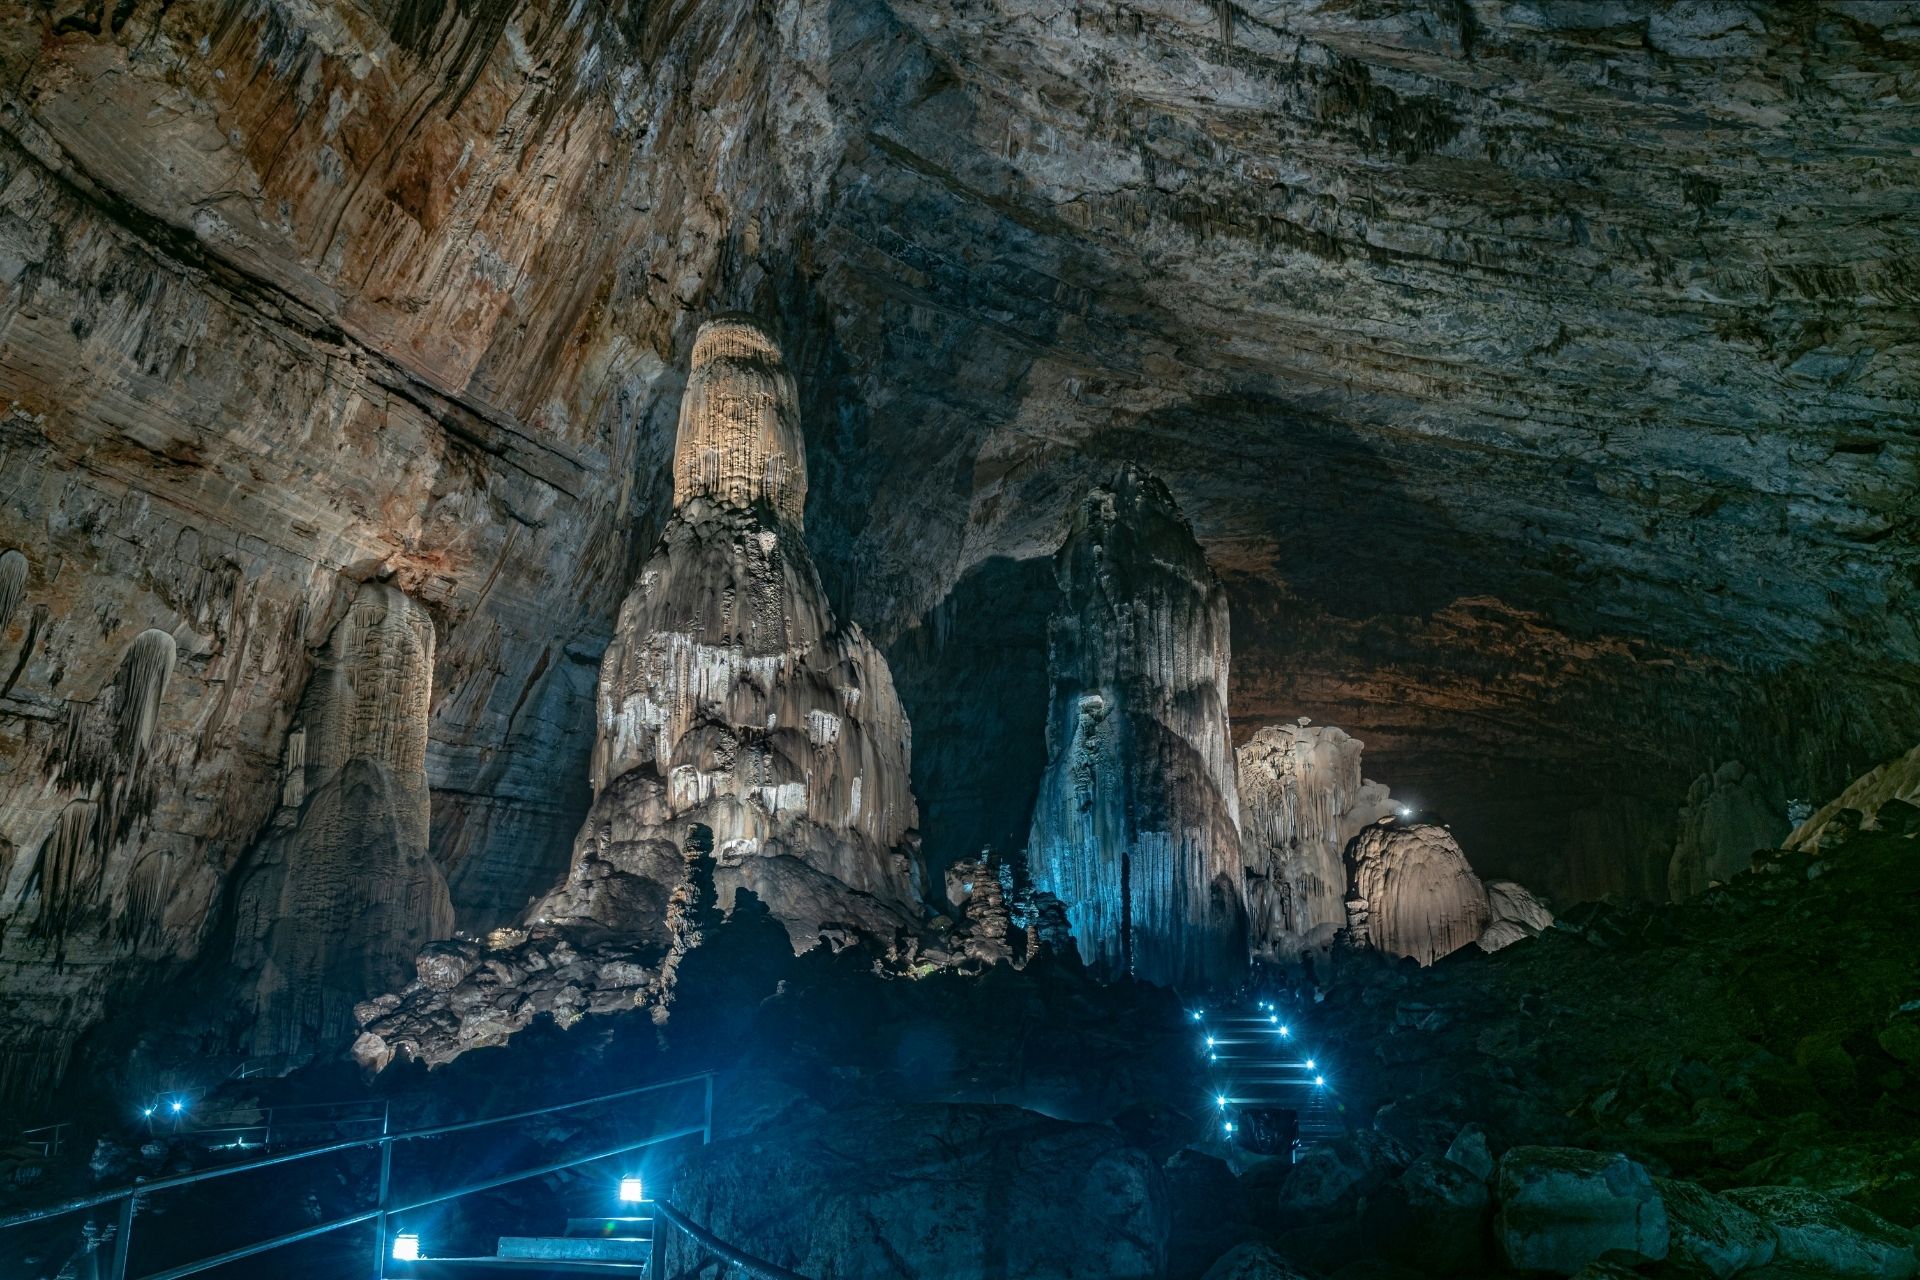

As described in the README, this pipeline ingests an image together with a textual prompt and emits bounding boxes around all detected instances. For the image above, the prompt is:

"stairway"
[1195,998,1344,1158]
[396,1205,655,1275]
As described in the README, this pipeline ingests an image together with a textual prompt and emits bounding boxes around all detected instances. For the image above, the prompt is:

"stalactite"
[0,548,26,634]
[118,848,172,946]
[26,800,101,958]
[114,629,175,773]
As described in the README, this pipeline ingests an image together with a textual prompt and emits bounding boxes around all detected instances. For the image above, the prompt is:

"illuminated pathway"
[1191,1001,1344,1156]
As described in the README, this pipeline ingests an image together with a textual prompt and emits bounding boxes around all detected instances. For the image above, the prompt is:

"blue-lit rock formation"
[1025,466,1246,990]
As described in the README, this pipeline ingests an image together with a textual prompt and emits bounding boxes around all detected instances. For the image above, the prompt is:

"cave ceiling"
[0,0,1915,1026]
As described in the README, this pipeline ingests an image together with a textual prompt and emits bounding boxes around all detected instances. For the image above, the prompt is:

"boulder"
[656,1103,1168,1279]
[1494,1146,1669,1274]
[1480,880,1555,952]
[1201,1242,1314,1280]
[1722,1187,1917,1279]
[1656,1177,1777,1278]
[1361,1153,1493,1275]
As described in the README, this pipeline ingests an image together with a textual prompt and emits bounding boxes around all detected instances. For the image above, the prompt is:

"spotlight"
[1215,1095,1227,1108]
[1315,1075,1326,1087]
[1223,1123,1236,1136]
[619,1176,645,1204]
[1205,1036,1215,1047]
[169,1100,184,1114]
[1398,806,1411,817]
[392,1233,421,1261]
[1279,1025,1290,1037]
[1191,1010,1203,1021]
[1268,1014,1277,1024]
[1305,1059,1315,1070]
[141,1106,155,1118]
[1209,1053,1217,1062]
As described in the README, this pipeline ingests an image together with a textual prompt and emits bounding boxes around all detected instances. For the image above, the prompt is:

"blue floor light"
[392,1233,421,1261]
[619,1176,645,1204]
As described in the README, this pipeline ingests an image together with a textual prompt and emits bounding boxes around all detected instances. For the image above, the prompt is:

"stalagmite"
[356,317,930,1070]
[533,315,923,952]
[1025,465,1246,990]
[0,549,26,634]
[1238,719,1397,961]
[1668,760,1786,899]
[1341,821,1490,967]
[230,581,452,1062]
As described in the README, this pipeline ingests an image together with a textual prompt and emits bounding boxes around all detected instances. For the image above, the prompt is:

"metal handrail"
[653,1199,817,1280]
[0,1070,714,1280]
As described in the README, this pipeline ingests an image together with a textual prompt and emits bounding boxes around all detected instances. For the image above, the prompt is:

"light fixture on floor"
[392,1233,421,1261]
[619,1176,645,1203]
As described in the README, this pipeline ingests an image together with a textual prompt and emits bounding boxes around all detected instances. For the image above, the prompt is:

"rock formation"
[1025,466,1245,991]
[1478,880,1555,953]
[1667,761,1789,900]
[229,582,451,1062]
[531,316,924,951]
[1341,822,1491,967]
[1238,719,1397,962]
[1787,742,1920,853]
[0,550,25,635]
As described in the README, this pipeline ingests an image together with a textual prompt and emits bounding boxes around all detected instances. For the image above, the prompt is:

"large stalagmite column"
[533,315,924,951]
[1025,465,1246,990]
[1238,720,1397,961]
[231,582,452,1060]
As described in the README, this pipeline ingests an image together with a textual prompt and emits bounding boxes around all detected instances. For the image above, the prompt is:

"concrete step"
[564,1214,653,1238]
[497,1236,652,1263]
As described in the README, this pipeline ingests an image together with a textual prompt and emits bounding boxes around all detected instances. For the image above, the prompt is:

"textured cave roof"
[0,0,1915,925]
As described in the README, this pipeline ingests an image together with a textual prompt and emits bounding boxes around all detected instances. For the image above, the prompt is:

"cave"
[2,2,1918,1279]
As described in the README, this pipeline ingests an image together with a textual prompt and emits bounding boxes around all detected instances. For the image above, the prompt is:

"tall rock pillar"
[1025,466,1246,990]
[1238,720,1397,961]
[231,582,451,1060]
[533,315,924,951]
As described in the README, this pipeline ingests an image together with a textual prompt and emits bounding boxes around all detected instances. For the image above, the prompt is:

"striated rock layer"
[228,582,452,1063]
[1342,822,1491,968]
[1238,720,1397,962]
[1026,466,1245,990]
[530,316,924,953]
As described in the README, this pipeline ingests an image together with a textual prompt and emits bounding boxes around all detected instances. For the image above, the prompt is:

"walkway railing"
[0,1071,713,1280]
[653,1199,815,1280]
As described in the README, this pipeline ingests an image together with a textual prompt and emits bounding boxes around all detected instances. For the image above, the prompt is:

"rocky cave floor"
[6,822,1920,1280]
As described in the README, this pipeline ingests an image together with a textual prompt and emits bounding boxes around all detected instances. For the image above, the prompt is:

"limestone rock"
[1342,822,1491,967]
[1479,880,1554,953]
[1789,743,1920,853]
[229,582,452,1061]
[655,1103,1169,1279]
[1238,720,1396,963]
[1494,1146,1670,1275]
[1670,761,1789,899]
[1721,1187,1918,1280]
[1656,1178,1776,1279]
[1025,466,1246,990]
[531,316,924,955]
